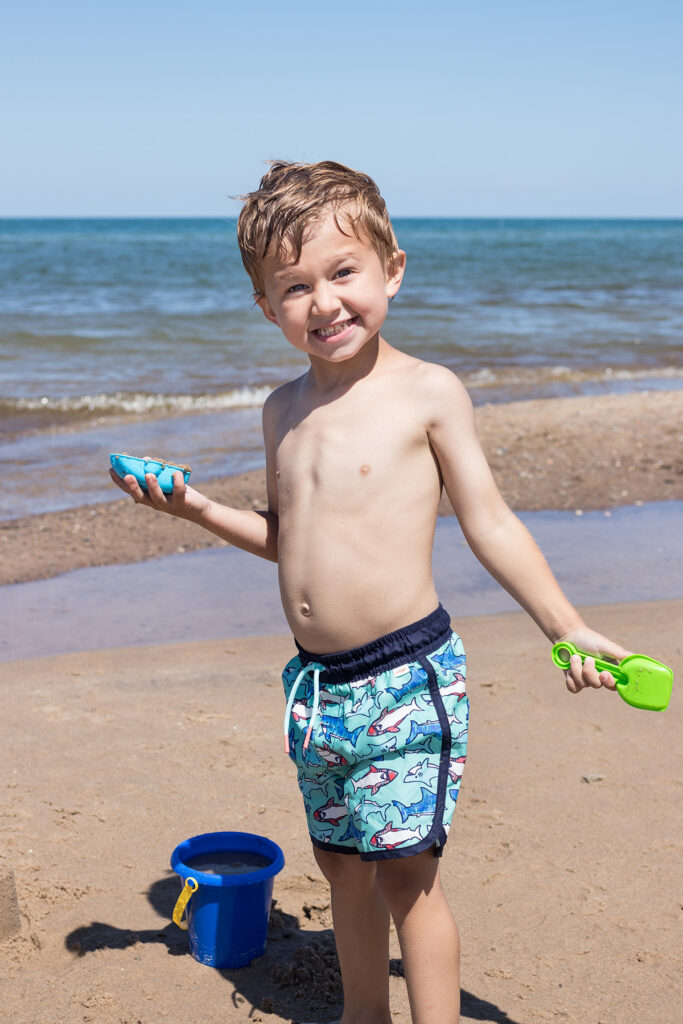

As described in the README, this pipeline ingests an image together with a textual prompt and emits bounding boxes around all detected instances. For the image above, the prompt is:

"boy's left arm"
[426,367,631,693]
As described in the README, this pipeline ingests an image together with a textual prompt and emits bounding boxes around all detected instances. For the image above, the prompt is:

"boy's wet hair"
[237,160,399,297]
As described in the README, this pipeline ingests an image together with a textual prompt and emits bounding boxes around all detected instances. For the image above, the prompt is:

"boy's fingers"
[171,470,185,497]
[565,653,619,694]
[109,468,148,503]
[599,671,618,691]
[109,467,128,491]
[582,657,603,689]
[565,654,585,692]
[145,473,168,504]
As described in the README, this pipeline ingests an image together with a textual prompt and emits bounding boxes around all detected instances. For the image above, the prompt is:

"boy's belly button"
[300,601,312,617]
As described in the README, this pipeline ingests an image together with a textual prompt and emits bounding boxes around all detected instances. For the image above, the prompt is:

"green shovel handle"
[551,641,625,682]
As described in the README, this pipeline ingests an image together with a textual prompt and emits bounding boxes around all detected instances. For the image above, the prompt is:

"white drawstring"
[283,664,321,753]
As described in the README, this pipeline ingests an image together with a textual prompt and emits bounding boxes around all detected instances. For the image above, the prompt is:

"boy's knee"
[375,849,440,909]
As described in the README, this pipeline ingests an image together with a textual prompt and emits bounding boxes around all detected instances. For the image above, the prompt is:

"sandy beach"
[1,601,680,1024]
[1,388,682,1022]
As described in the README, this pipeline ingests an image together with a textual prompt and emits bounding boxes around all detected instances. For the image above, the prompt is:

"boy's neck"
[306,334,391,393]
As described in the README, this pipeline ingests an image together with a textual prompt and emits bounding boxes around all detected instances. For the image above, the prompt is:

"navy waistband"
[295,605,452,684]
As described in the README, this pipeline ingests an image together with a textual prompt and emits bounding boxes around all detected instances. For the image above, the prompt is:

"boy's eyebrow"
[272,250,362,282]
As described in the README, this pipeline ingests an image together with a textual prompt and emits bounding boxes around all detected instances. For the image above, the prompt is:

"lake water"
[2,217,682,519]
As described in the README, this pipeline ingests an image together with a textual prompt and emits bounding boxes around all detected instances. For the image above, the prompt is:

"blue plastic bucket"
[170,831,285,968]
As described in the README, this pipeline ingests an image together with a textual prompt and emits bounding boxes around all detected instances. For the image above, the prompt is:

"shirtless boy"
[110,160,630,1024]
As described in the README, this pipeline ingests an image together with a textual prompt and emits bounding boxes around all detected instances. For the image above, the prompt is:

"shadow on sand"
[65,873,526,1024]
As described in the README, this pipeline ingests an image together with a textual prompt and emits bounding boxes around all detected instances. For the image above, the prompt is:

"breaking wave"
[3,385,273,417]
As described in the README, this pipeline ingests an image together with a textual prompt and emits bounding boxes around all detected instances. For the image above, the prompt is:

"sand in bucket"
[171,831,285,968]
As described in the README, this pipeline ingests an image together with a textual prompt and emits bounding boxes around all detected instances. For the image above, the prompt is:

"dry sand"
[2,390,682,586]
[1,601,681,1024]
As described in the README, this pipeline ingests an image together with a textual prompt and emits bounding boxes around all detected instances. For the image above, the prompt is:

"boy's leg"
[375,849,460,1024]
[313,846,393,1024]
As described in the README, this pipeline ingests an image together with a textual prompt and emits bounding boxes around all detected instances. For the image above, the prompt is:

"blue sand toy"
[551,642,673,712]
[109,452,191,494]
[171,831,285,968]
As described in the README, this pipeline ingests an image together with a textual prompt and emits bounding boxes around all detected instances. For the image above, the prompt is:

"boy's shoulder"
[262,373,306,419]
[261,354,472,430]
[390,353,472,410]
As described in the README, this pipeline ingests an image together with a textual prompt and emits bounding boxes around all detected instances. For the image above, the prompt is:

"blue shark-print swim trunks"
[282,605,468,860]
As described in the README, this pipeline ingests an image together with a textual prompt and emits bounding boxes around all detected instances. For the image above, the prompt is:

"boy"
[111,160,630,1024]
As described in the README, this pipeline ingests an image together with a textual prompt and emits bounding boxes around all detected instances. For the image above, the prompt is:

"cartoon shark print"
[447,756,466,784]
[291,700,312,723]
[313,796,349,827]
[339,818,364,844]
[349,691,377,717]
[355,796,391,824]
[368,698,420,737]
[299,775,325,800]
[423,676,467,709]
[374,736,399,755]
[317,742,349,767]
[350,765,398,796]
[392,786,437,823]
[350,675,377,690]
[406,718,441,745]
[439,673,467,699]
[370,821,426,850]
[404,758,440,786]
[386,665,427,702]
[431,644,466,673]
[318,689,344,712]
[320,715,364,748]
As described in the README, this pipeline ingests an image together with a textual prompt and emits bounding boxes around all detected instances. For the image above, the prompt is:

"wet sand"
[2,389,682,586]
[1,601,680,1023]
[2,501,682,664]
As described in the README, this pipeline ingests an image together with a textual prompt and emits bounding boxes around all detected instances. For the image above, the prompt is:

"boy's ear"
[385,250,406,299]
[257,294,279,326]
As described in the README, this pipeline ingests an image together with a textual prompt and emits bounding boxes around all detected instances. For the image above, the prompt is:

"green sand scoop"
[551,642,673,712]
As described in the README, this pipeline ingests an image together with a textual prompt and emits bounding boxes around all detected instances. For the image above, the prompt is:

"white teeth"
[316,318,353,338]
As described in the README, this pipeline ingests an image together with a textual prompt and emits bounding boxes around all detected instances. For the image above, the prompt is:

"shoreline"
[3,502,682,665]
[2,389,682,586]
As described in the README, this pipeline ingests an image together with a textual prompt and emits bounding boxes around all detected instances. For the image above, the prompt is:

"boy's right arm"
[108,396,280,563]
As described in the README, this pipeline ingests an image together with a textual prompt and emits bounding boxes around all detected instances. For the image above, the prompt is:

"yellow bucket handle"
[172,876,199,930]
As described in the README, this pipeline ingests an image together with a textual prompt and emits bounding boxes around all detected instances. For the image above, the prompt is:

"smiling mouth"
[312,316,358,339]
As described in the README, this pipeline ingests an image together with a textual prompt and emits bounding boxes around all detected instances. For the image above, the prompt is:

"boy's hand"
[555,626,632,694]
[109,468,210,522]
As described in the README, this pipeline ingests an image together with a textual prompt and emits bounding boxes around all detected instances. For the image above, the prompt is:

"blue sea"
[2,218,682,520]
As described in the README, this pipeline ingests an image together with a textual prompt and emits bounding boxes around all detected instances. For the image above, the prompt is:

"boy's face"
[257,210,405,365]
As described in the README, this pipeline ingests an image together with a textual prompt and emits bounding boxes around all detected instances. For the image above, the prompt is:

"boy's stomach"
[276,527,440,654]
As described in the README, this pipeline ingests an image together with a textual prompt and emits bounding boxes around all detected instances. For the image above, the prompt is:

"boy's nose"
[311,281,340,317]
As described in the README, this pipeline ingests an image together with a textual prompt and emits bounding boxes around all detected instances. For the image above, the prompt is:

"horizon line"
[1,213,682,222]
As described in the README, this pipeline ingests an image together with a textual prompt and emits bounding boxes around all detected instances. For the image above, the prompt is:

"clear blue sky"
[3,0,682,216]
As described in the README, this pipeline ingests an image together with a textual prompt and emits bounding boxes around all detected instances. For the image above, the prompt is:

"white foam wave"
[10,385,273,416]
[463,364,683,389]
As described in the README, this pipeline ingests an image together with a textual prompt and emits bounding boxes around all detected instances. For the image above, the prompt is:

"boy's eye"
[334,268,352,279]
[286,283,307,294]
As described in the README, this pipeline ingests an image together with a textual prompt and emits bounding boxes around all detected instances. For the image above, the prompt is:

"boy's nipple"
[360,464,371,475]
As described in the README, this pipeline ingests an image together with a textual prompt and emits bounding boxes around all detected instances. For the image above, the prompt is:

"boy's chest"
[274,398,433,506]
